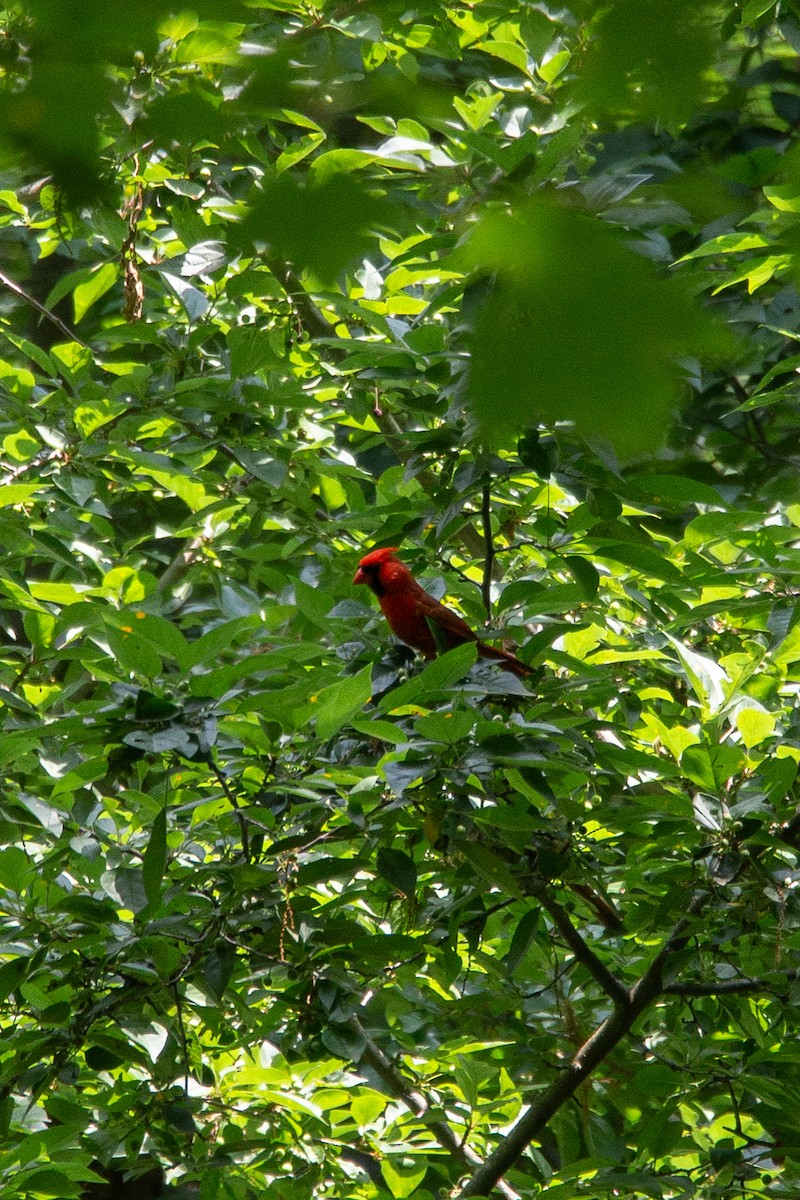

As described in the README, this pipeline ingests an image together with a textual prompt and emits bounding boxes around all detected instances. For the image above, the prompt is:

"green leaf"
[85,1044,128,1071]
[763,184,800,212]
[665,634,729,713]
[0,483,44,508]
[459,842,523,899]
[634,1063,679,1097]
[682,745,744,791]
[453,92,502,131]
[236,172,398,283]
[735,707,776,750]
[313,666,373,739]
[562,554,600,600]
[105,627,163,680]
[142,805,168,910]
[595,544,683,583]
[227,324,283,379]
[537,48,570,83]
[73,262,117,322]
[182,616,260,668]
[73,396,126,436]
[127,615,190,668]
[762,756,797,804]
[377,643,478,711]
[0,957,27,1002]
[376,847,417,898]
[133,463,213,511]
[203,942,237,1000]
[476,39,530,74]
[414,710,474,744]
[628,474,724,506]
[505,907,540,975]
[350,716,407,744]
[676,234,770,261]
[0,846,31,892]
[107,867,149,913]
[381,1158,428,1199]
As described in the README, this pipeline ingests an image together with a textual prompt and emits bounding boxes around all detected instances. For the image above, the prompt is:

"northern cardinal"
[354,546,531,678]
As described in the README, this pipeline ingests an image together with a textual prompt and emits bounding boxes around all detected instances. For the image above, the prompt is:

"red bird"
[353,547,530,678]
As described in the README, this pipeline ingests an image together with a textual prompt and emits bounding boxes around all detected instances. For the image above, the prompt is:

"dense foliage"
[2,1,800,1197]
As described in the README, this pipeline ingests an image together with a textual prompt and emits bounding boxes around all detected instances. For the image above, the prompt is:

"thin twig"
[172,983,191,1093]
[663,967,800,996]
[210,760,251,861]
[0,267,91,350]
[481,480,494,620]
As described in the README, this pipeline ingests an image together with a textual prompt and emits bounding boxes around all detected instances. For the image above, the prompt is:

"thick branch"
[567,881,624,933]
[459,1005,633,1197]
[458,892,708,1197]
[628,891,708,1009]
[349,1016,521,1200]
[155,536,205,596]
[533,886,627,1007]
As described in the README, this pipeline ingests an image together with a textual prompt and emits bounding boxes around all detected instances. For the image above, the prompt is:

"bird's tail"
[477,641,532,679]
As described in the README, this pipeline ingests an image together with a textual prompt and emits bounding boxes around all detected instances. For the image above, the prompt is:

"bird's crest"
[357,546,399,568]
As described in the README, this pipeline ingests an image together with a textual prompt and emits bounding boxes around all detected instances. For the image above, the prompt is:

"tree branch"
[567,881,624,933]
[663,966,800,996]
[457,892,708,1197]
[532,886,628,1007]
[155,536,205,596]
[0,267,91,350]
[349,1015,521,1200]
[481,480,495,620]
[210,760,251,862]
[628,890,708,1007]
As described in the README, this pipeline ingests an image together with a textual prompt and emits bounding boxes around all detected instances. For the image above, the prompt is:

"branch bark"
[532,886,627,1006]
[481,480,495,619]
[663,966,800,996]
[349,1015,521,1200]
[458,892,708,1197]
[0,267,90,350]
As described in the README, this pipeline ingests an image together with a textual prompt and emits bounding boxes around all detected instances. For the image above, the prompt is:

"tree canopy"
[1,1,800,1198]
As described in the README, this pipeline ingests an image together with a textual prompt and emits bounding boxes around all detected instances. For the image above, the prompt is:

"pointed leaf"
[142,805,167,910]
